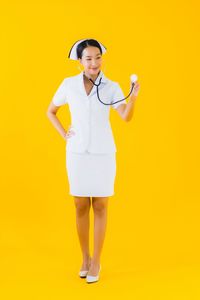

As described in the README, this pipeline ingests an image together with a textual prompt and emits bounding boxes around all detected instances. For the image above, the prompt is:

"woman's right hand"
[64,125,76,141]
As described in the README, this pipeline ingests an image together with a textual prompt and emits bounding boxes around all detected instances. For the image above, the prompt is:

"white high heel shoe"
[86,264,101,283]
[79,258,91,278]
[79,269,89,278]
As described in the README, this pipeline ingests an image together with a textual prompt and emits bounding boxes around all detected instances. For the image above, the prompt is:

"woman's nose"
[91,60,98,66]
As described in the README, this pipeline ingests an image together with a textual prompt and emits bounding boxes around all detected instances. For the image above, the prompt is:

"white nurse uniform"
[52,70,126,197]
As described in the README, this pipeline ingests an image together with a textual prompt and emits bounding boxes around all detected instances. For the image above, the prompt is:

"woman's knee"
[74,196,91,216]
[92,197,108,215]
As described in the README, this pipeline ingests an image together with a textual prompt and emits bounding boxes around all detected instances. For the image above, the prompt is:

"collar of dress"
[79,70,108,84]
[78,70,108,97]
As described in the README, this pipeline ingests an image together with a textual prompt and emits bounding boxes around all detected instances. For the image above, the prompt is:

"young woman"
[47,39,140,283]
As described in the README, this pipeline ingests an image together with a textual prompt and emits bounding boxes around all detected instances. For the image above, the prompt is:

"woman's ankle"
[83,254,91,262]
[90,258,100,265]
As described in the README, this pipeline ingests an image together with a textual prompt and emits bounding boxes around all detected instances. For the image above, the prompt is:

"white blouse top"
[52,70,126,154]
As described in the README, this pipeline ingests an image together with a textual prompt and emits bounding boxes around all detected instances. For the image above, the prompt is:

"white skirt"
[66,151,116,197]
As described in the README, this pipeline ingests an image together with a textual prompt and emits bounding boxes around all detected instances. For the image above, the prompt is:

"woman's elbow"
[124,115,132,122]
[46,110,51,118]
[46,110,56,119]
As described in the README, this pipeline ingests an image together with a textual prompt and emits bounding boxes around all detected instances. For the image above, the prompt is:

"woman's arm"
[116,81,140,122]
[123,94,137,122]
[46,101,67,140]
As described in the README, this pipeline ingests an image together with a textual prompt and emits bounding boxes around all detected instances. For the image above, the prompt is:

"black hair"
[76,39,105,59]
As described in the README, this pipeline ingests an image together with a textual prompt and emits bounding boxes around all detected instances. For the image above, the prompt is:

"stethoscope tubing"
[89,77,135,106]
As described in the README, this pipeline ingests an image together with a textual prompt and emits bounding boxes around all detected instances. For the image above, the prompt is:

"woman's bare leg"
[74,196,91,270]
[87,196,108,276]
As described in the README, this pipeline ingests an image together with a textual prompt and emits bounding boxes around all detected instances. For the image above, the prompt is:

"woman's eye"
[86,57,101,61]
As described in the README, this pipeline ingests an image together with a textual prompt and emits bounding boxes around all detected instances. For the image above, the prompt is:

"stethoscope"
[85,73,138,106]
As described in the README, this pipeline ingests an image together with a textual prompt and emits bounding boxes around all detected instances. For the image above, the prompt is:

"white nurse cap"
[68,38,107,60]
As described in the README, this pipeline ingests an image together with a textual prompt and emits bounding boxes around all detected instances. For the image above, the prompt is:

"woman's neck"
[83,70,101,82]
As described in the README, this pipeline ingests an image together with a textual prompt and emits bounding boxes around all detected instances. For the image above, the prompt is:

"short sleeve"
[111,82,127,109]
[52,78,68,106]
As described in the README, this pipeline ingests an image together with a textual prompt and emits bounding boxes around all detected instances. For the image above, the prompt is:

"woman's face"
[79,46,102,76]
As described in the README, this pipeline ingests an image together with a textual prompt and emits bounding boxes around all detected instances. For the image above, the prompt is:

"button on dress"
[52,70,126,197]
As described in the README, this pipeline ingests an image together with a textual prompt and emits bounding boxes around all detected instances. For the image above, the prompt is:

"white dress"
[66,150,116,197]
[52,70,126,197]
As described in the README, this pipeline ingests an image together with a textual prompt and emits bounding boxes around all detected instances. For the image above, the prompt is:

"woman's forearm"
[123,95,137,122]
[47,112,66,139]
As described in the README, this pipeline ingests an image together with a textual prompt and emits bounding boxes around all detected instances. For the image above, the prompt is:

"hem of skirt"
[69,192,114,197]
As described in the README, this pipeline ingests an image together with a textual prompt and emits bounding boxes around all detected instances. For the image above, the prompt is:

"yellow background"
[1,0,200,298]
